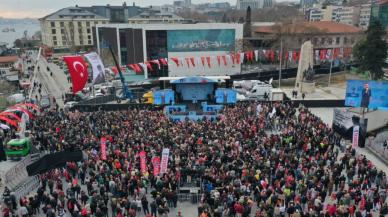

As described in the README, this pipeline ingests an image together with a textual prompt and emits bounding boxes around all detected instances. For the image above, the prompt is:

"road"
[35,57,71,107]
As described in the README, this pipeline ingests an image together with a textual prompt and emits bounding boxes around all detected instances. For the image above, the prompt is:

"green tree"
[353,20,387,80]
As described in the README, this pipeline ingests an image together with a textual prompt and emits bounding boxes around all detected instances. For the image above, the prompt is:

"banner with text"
[100,137,107,160]
[152,156,161,176]
[160,148,170,174]
[352,125,360,148]
[139,151,147,175]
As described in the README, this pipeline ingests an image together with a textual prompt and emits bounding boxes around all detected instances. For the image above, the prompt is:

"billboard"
[345,80,388,110]
[167,29,235,52]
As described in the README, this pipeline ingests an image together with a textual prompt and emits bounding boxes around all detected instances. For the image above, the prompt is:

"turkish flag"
[63,56,89,93]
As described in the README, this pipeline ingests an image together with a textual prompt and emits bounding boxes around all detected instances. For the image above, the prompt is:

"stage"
[155,76,236,121]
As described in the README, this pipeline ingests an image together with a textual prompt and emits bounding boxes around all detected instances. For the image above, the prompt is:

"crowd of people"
[1,101,388,217]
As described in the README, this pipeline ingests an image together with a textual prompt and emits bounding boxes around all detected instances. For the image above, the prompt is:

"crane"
[109,45,133,100]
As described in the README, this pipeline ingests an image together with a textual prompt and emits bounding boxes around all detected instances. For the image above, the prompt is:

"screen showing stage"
[176,83,214,101]
[345,80,388,110]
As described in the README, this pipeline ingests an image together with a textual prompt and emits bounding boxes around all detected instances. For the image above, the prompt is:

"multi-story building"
[322,6,359,26]
[358,3,371,30]
[127,8,193,24]
[371,0,388,29]
[263,0,274,8]
[306,8,324,21]
[236,0,264,10]
[250,21,363,51]
[300,0,318,9]
[39,6,109,50]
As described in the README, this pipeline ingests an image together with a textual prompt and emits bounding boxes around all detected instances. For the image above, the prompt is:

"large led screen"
[345,80,388,110]
[167,29,235,52]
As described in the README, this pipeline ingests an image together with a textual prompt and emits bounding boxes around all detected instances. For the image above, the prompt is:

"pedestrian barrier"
[13,175,40,200]
[3,152,44,190]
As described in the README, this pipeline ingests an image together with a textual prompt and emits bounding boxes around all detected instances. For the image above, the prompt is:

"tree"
[353,21,387,80]
[14,39,23,48]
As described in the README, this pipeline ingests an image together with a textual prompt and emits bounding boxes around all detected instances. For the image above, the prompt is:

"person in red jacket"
[234,202,244,217]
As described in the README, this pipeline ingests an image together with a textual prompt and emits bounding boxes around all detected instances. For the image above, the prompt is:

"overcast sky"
[0,0,250,19]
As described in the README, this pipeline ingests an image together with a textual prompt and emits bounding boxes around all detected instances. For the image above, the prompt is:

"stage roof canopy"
[159,76,230,83]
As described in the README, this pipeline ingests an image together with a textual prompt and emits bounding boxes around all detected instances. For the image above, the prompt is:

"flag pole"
[278,38,283,89]
[328,49,334,86]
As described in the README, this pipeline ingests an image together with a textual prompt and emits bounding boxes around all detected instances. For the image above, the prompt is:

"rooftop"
[39,7,109,21]
[253,21,363,34]
[0,56,18,63]
[128,9,186,20]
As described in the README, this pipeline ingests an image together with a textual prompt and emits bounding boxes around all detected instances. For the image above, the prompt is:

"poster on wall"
[167,29,235,52]
[345,80,388,110]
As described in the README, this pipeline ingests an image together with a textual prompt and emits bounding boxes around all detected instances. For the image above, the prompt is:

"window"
[51,29,56,34]
[50,22,55,27]
[87,35,91,39]
[336,37,340,44]
[344,37,348,44]
[312,38,318,45]
[61,29,65,34]
[60,22,64,27]
[53,41,57,46]
[321,38,326,45]
[88,40,92,44]
[86,21,90,27]
[62,36,66,41]
[328,38,333,45]
[78,21,81,27]
[52,36,57,41]
[351,37,355,44]
[78,29,82,34]
[87,28,91,34]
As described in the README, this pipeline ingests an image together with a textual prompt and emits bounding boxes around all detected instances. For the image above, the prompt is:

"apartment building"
[236,0,264,9]
[359,3,371,30]
[323,5,358,26]
[40,7,109,50]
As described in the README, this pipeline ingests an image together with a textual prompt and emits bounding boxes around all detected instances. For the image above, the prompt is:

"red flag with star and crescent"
[63,56,89,94]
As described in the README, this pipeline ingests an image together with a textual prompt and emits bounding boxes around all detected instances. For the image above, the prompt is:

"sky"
[0,0,242,19]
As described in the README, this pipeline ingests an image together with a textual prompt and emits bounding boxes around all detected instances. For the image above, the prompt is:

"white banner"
[352,125,359,148]
[84,52,105,84]
[160,148,170,174]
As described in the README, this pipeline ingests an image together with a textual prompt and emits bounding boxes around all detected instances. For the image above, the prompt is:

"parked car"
[64,101,78,110]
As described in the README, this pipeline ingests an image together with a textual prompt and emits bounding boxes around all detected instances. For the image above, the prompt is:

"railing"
[13,175,40,200]
[3,153,42,190]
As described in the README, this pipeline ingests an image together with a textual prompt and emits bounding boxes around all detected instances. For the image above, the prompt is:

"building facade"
[250,21,363,50]
[322,6,359,26]
[371,0,388,29]
[82,3,141,23]
[359,3,371,30]
[39,7,109,50]
[236,0,264,10]
[306,8,324,21]
[94,23,243,79]
[127,8,192,24]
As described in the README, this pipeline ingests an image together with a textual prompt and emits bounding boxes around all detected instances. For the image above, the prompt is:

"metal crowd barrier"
[3,153,42,189]
[13,175,40,200]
